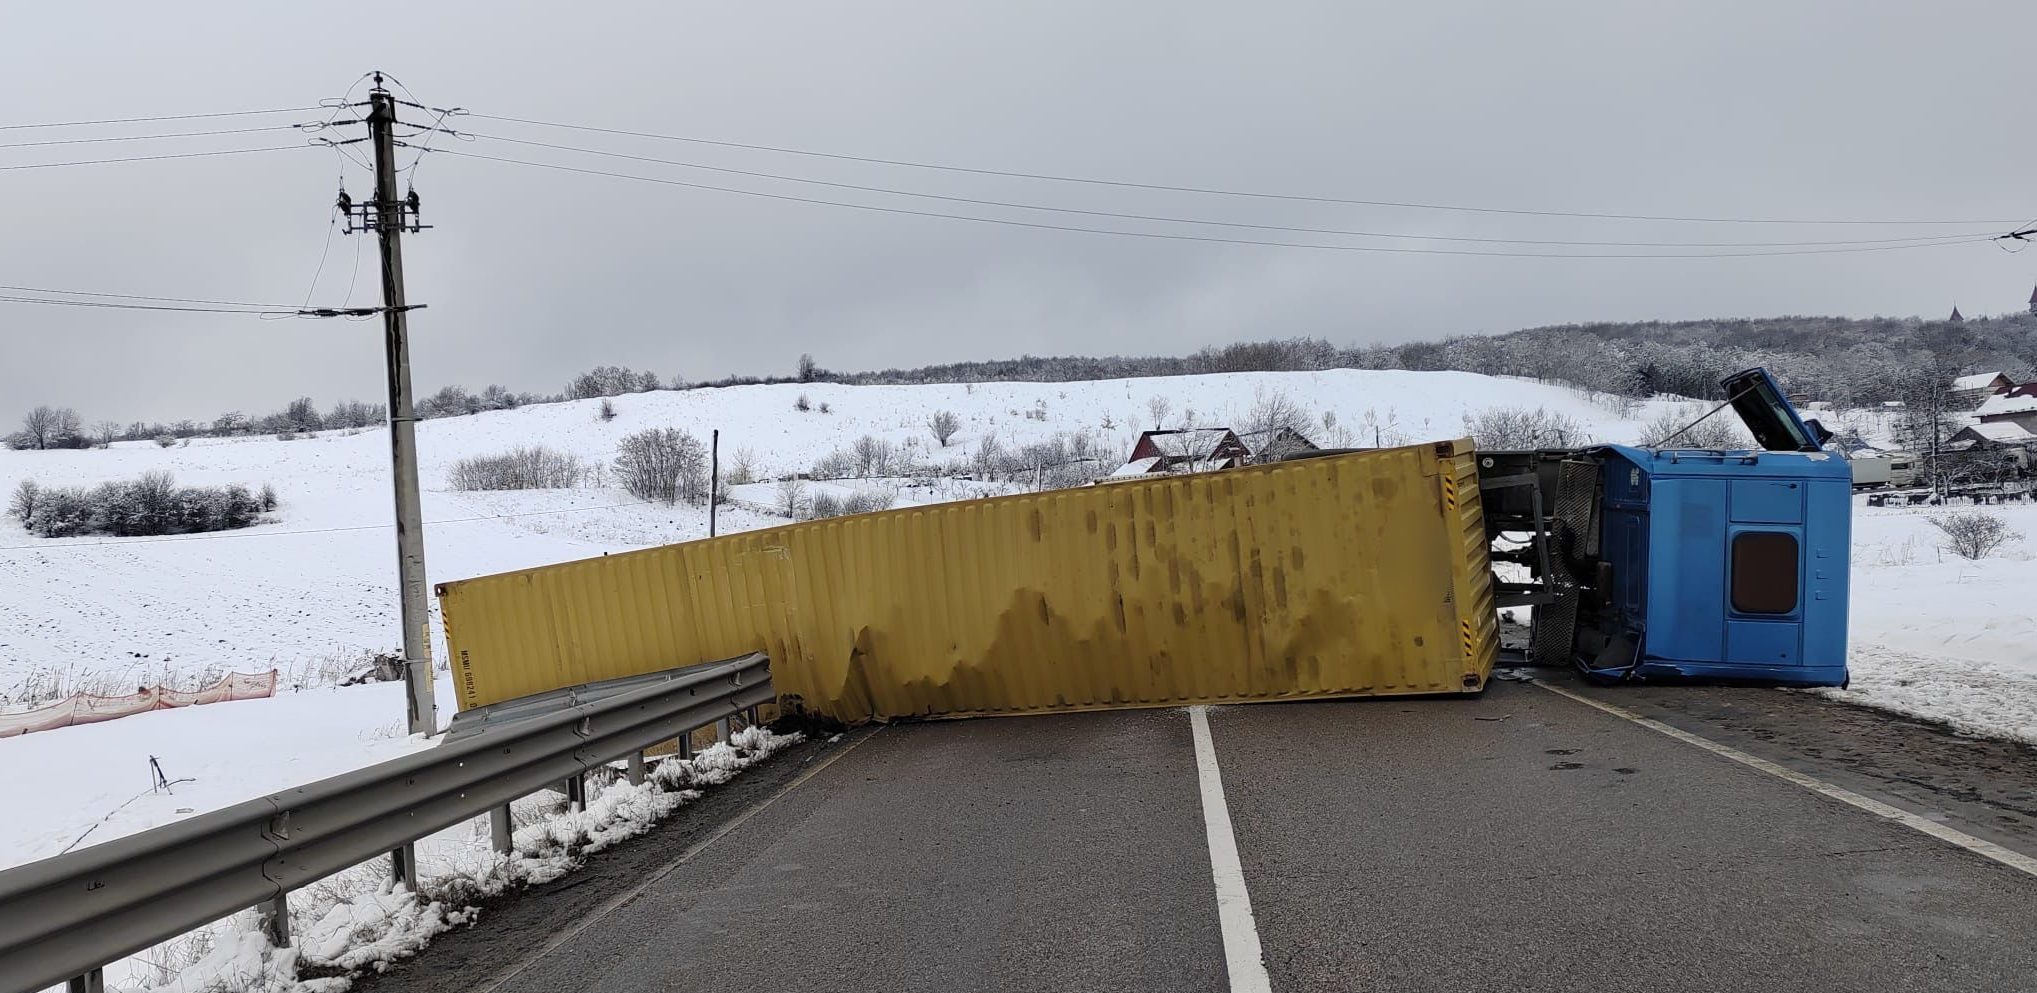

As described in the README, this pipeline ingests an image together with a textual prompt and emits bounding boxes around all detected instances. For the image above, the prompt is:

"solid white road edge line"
[1188,705,1275,993]
[1533,680,2037,880]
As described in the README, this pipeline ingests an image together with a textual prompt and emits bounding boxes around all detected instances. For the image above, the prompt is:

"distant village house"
[1950,371,2015,411]
[1976,382,2037,436]
[1110,426,1318,478]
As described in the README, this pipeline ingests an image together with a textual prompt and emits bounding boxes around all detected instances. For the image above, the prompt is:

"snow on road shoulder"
[112,725,805,993]
[1837,501,2037,745]
[1823,646,2037,746]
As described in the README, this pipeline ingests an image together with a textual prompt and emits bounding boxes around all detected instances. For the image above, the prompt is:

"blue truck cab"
[1479,368,1852,687]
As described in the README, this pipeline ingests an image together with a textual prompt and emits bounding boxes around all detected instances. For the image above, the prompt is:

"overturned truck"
[437,368,1848,723]
[1476,367,1850,686]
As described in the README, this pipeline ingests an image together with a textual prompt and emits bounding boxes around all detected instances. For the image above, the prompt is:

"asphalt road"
[366,679,2037,993]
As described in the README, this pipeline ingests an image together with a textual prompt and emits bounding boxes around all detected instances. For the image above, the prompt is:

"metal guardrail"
[0,653,771,993]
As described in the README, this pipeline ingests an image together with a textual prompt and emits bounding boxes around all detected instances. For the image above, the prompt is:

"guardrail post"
[257,894,292,947]
[678,728,693,760]
[391,843,417,890]
[744,705,760,728]
[566,772,587,813]
[67,967,104,993]
[626,751,646,785]
[489,805,514,854]
[715,716,732,743]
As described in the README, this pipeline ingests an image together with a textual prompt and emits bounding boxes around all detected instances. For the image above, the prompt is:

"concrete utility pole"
[363,77,438,736]
[709,429,720,537]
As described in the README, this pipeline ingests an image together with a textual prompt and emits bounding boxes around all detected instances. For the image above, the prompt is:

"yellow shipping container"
[438,440,1498,722]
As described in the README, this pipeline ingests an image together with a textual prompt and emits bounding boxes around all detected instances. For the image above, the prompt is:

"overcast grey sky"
[4,1,2035,423]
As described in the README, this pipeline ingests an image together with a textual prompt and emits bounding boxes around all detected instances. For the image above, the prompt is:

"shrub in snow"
[804,488,898,519]
[1463,406,1585,450]
[21,485,94,537]
[153,434,177,448]
[447,446,586,491]
[566,364,662,399]
[929,410,960,447]
[12,472,270,538]
[1929,512,2022,561]
[811,448,857,480]
[613,428,708,505]
[326,398,386,430]
[419,384,479,419]
[793,393,811,412]
[597,398,617,422]
[818,401,832,414]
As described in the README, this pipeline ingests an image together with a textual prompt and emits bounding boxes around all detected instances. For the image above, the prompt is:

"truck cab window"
[1731,531,1799,614]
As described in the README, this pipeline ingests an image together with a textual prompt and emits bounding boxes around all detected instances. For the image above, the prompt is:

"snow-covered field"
[1825,502,2037,740]
[2,369,2032,919]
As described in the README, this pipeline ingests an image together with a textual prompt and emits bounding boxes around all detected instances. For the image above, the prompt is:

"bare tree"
[929,410,960,447]
[1637,405,1751,449]
[18,406,82,450]
[1462,406,1585,450]
[284,397,323,432]
[1243,389,1312,439]
[1146,395,1172,430]
[727,447,760,485]
[852,435,896,476]
[1929,512,2022,560]
[92,421,120,448]
[776,476,810,517]
[8,480,38,522]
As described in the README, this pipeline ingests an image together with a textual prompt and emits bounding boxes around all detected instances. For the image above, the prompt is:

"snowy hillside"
[3,367,2033,881]
[0,369,1655,693]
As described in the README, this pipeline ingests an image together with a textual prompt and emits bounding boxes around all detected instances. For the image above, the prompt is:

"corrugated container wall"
[438,440,1499,723]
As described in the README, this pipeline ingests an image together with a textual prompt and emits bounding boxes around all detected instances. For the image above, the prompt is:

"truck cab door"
[1720,368,1823,453]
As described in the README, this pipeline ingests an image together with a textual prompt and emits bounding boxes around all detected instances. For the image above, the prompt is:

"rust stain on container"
[438,441,1499,722]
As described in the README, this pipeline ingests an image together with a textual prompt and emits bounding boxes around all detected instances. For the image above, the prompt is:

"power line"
[0,294,293,315]
[0,107,319,132]
[460,131,2000,250]
[467,112,2021,228]
[0,283,408,318]
[0,283,304,309]
[0,145,305,172]
[0,125,299,150]
[0,498,666,553]
[426,146,1997,260]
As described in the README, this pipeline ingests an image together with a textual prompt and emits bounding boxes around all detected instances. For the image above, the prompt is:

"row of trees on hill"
[20,313,2033,451]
